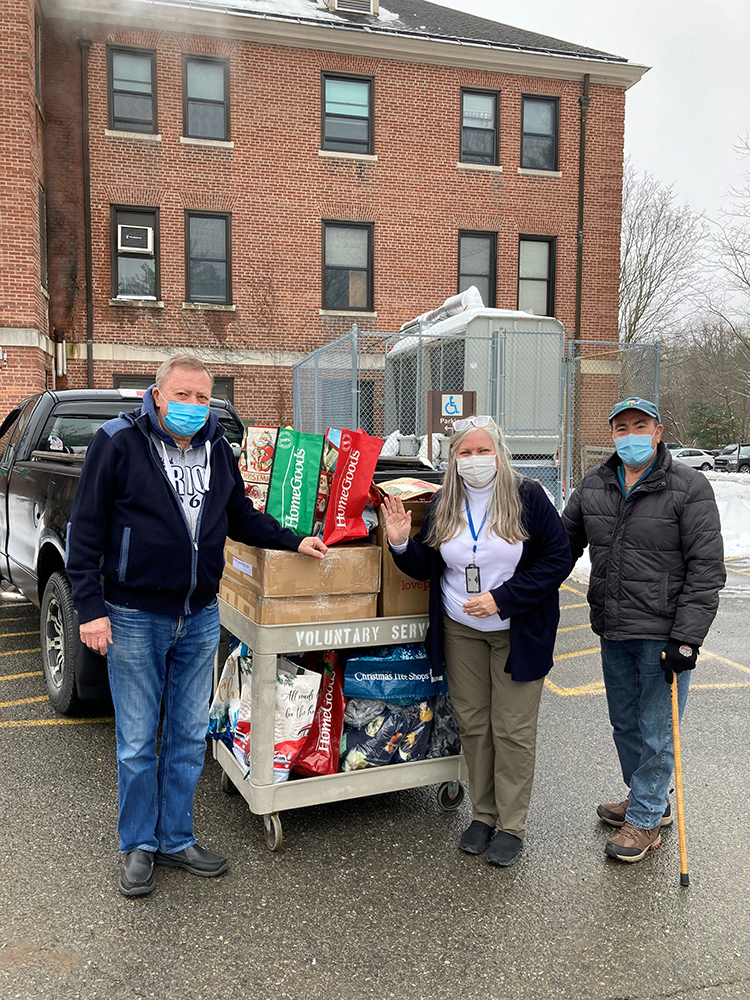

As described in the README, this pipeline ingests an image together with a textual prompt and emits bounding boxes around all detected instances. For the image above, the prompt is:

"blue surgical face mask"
[162,399,209,438]
[614,432,656,468]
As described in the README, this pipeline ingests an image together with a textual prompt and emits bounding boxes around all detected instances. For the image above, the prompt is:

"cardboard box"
[376,502,431,617]
[219,576,377,625]
[223,540,380,598]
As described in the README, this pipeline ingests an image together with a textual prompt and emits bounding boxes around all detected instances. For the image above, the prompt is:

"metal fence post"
[350,324,359,430]
[654,340,661,411]
[490,330,498,418]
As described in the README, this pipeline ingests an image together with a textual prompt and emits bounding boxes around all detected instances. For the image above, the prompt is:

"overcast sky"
[441,0,750,220]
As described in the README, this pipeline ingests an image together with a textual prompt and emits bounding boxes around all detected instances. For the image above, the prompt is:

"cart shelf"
[213,598,467,849]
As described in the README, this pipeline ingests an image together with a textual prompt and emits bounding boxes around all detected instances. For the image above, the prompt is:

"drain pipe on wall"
[573,73,591,342]
[79,31,94,388]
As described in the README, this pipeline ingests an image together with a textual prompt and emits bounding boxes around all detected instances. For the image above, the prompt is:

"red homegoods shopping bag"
[322,428,383,545]
[294,651,346,778]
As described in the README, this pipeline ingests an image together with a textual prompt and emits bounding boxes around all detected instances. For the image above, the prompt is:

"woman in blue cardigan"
[383,416,570,867]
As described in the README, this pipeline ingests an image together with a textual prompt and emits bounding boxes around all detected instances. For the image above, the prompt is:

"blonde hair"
[424,418,528,547]
[155,354,214,392]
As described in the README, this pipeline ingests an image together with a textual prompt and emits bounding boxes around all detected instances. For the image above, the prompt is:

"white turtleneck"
[439,481,523,631]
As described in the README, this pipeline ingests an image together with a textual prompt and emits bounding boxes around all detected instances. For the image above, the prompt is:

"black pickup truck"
[0,389,244,715]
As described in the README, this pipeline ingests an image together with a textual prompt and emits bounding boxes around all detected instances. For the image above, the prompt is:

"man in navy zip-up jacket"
[67,355,326,897]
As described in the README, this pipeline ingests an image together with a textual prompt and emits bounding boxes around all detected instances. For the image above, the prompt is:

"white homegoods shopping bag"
[232,656,321,783]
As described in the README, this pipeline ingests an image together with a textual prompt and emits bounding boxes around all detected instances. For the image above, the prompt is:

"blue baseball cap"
[608,397,661,424]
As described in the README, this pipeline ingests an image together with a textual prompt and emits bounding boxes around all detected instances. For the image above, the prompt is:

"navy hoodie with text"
[66,388,301,624]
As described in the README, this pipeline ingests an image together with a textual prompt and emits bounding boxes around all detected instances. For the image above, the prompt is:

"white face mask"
[456,454,497,489]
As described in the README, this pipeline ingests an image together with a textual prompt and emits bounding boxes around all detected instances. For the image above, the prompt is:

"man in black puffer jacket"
[562,397,725,864]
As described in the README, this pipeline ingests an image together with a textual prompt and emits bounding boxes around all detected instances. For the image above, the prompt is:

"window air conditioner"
[117,225,154,254]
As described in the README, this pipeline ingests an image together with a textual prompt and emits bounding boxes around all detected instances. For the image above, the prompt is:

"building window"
[34,21,42,105]
[521,96,558,171]
[111,207,159,299]
[186,213,231,304]
[108,47,157,133]
[518,237,555,315]
[38,186,48,292]
[458,231,496,308]
[323,222,373,311]
[183,56,229,140]
[322,74,373,155]
[460,90,498,165]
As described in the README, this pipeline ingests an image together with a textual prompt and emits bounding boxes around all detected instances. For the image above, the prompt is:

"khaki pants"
[442,615,544,837]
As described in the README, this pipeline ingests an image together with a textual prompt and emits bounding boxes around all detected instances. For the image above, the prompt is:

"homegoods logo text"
[285,447,306,529]
[335,449,361,528]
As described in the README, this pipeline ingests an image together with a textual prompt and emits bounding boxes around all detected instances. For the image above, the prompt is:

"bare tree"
[619,159,708,343]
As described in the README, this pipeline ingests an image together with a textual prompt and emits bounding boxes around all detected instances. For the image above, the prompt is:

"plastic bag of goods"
[394,700,434,763]
[339,704,410,771]
[232,656,322,782]
[343,643,449,704]
[266,428,326,536]
[293,651,346,778]
[322,428,383,545]
[425,694,462,758]
[208,641,251,749]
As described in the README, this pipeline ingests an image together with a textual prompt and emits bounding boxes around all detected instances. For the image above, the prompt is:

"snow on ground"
[568,471,750,584]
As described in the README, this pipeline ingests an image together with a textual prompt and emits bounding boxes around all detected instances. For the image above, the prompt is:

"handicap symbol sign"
[441,394,463,417]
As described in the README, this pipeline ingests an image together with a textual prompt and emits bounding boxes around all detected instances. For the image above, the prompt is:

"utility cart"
[213,598,468,850]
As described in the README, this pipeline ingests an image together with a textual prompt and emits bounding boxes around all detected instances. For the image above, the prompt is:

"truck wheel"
[739,464,750,474]
[41,571,86,715]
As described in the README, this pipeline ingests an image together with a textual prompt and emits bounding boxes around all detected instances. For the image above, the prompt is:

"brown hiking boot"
[597,797,672,828]
[605,821,661,863]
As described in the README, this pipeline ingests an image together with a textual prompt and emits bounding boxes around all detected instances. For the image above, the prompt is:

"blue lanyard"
[465,502,487,560]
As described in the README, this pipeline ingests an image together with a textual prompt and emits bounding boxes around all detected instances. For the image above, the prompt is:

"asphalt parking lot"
[2,567,750,1000]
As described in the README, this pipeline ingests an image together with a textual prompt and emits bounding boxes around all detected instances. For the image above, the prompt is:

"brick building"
[1,0,646,420]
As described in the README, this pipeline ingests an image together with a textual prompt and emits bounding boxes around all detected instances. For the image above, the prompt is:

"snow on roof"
[388,308,564,357]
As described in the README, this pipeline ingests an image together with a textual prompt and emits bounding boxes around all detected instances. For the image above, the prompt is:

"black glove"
[660,639,699,684]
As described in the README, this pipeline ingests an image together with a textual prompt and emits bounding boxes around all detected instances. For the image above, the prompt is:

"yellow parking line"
[0,695,48,708]
[724,556,745,561]
[0,717,113,728]
[0,615,38,622]
[0,670,43,680]
[692,682,750,690]
[560,602,589,610]
[726,565,750,576]
[558,623,592,633]
[0,630,38,638]
[555,647,599,660]
[701,650,750,675]
[545,678,606,696]
[561,583,588,598]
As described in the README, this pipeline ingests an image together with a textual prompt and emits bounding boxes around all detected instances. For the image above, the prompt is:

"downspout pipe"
[573,73,591,343]
[79,32,94,388]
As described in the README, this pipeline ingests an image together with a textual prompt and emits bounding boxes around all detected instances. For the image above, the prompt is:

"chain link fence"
[293,322,566,502]
[563,340,660,497]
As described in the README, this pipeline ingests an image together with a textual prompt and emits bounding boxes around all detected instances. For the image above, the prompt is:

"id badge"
[465,564,481,594]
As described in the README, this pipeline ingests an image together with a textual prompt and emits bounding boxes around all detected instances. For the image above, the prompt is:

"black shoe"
[459,820,495,855]
[154,843,229,877]
[486,830,523,868]
[120,849,155,897]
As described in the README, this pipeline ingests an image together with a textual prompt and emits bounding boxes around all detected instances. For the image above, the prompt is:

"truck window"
[37,414,111,455]
[217,413,243,446]
[0,400,33,471]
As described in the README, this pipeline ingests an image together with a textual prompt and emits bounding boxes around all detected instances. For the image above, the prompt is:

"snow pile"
[568,471,750,583]
[706,473,750,559]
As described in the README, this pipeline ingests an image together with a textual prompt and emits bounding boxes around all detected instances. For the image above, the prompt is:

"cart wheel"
[437,781,465,812]
[263,813,283,851]
[220,770,239,796]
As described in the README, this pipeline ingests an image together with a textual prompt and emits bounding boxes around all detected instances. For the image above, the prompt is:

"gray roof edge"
[43,0,647,83]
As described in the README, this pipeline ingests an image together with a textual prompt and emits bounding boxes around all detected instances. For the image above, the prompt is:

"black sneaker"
[597,797,673,828]
[155,843,228,877]
[459,820,494,855]
[119,849,155,897]
[486,830,523,868]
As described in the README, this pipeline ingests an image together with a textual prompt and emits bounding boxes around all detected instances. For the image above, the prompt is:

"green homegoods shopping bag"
[265,429,325,536]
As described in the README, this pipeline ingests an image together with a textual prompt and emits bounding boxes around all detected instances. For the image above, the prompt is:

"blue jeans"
[106,599,221,855]
[600,638,690,830]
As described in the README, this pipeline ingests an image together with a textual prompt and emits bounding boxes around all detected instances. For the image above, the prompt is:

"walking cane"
[669,670,690,887]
